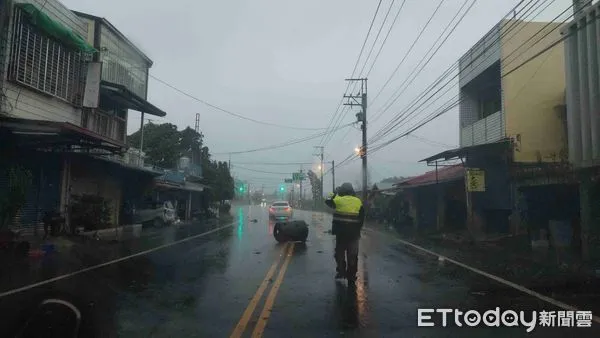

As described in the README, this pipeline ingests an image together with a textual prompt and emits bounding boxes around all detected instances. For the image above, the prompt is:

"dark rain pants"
[334,235,359,278]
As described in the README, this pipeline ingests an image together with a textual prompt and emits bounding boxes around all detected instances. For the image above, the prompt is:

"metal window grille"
[8,7,86,104]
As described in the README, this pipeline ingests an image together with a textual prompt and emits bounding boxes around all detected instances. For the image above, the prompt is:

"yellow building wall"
[500,20,567,163]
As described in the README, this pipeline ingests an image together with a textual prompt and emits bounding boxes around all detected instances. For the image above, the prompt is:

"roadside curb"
[79,224,142,240]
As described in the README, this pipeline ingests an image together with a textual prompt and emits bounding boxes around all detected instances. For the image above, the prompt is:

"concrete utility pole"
[331,160,335,193]
[139,113,145,154]
[299,167,303,202]
[344,78,368,202]
[247,182,250,203]
[313,146,324,201]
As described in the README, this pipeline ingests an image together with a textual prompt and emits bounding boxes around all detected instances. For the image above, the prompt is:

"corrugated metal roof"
[403,164,464,187]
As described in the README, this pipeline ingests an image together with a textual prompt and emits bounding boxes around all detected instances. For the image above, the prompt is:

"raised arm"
[325,193,336,209]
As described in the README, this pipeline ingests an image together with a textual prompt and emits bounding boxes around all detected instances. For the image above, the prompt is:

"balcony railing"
[81,109,126,143]
[460,110,504,147]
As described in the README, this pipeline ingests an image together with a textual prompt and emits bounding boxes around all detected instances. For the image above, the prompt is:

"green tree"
[179,127,204,165]
[128,123,234,206]
[128,122,180,168]
[307,170,322,201]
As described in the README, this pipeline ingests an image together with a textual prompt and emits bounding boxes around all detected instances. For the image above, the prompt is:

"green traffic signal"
[279,185,284,192]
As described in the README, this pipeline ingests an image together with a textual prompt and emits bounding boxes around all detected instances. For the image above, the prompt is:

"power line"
[370,0,478,125]
[319,0,383,146]
[228,161,314,166]
[371,0,566,146]
[370,0,447,106]
[231,165,292,175]
[148,74,326,131]
[325,0,436,148]
[213,122,353,155]
[369,7,579,157]
[332,0,551,170]
[328,0,404,147]
[369,0,539,142]
[407,134,457,148]
[356,0,397,78]
[369,0,551,144]
[365,0,407,77]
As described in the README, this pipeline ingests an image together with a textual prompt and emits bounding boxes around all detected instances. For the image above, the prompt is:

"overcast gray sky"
[63,0,573,194]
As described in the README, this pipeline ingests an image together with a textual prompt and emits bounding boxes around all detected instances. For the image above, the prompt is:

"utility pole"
[314,146,324,202]
[139,113,145,155]
[331,160,335,193]
[195,113,200,133]
[299,167,303,203]
[344,78,368,202]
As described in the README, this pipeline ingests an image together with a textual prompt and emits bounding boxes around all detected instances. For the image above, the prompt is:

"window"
[477,84,501,120]
[100,27,148,98]
[479,97,501,119]
[272,202,289,207]
[8,7,86,104]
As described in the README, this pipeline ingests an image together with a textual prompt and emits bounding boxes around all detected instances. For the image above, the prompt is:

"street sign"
[292,172,305,181]
[466,168,485,192]
[284,179,293,183]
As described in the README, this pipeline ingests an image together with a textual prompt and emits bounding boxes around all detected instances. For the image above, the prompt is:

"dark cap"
[338,182,355,196]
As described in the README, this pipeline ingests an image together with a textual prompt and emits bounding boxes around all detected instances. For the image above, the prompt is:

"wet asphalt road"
[0,205,598,337]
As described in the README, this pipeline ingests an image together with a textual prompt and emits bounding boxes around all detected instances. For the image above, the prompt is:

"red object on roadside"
[28,249,45,257]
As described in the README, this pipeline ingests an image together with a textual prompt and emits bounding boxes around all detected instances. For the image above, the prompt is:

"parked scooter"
[16,298,81,338]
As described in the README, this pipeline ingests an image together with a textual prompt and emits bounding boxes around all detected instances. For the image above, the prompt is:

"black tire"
[300,227,309,242]
[273,223,286,242]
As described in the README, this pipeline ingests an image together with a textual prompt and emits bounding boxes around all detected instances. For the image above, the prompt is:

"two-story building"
[421,18,572,239]
[0,0,166,234]
[70,11,167,228]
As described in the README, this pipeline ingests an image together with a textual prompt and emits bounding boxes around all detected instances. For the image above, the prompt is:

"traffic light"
[279,184,285,192]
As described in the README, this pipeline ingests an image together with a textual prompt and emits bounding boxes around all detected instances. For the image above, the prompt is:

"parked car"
[269,201,293,220]
[134,200,176,227]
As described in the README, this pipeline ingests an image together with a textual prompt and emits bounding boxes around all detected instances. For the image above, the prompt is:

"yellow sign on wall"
[466,168,485,192]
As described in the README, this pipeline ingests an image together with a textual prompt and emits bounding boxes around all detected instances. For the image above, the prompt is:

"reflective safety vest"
[332,195,363,223]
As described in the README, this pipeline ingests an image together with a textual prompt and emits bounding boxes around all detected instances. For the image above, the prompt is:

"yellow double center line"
[230,242,295,338]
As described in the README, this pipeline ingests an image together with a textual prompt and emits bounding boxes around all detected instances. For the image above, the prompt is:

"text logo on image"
[417,308,593,332]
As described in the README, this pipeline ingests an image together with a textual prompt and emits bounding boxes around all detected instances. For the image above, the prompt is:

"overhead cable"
[148,74,326,131]
[319,0,383,146]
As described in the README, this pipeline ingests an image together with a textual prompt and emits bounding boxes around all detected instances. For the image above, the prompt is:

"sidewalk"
[0,217,230,294]
[367,221,600,314]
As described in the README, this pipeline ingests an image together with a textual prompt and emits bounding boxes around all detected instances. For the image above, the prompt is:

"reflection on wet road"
[0,205,598,337]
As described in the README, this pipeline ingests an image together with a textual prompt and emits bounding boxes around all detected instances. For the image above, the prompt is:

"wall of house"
[563,2,600,168]
[70,156,122,226]
[0,0,88,124]
[501,20,567,163]
[99,25,149,99]
[458,22,501,87]
[0,151,62,234]
[459,62,505,147]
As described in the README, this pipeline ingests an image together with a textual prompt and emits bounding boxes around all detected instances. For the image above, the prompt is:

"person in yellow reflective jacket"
[325,182,364,283]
